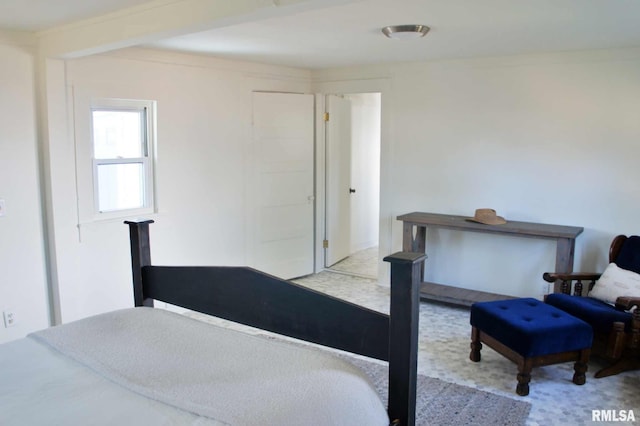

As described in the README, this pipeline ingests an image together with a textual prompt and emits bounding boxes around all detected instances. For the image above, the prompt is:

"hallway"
[327,246,378,278]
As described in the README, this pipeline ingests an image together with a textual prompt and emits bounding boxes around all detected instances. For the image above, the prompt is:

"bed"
[0,220,425,425]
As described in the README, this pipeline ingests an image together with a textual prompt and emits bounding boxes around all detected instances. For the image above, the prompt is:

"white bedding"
[0,307,388,426]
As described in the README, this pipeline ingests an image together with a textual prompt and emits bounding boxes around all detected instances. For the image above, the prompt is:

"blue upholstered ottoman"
[470,298,593,396]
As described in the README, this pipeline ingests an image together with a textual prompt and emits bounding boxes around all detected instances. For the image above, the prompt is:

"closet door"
[251,92,314,279]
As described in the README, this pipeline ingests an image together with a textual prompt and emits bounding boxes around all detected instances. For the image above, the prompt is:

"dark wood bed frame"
[126,220,425,426]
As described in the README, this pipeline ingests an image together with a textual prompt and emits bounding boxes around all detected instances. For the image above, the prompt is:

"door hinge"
[323,112,329,122]
[323,239,329,248]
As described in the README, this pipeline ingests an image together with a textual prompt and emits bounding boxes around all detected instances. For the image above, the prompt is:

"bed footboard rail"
[126,220,425,426]
[125,220,389,360]
[143,264,391,360]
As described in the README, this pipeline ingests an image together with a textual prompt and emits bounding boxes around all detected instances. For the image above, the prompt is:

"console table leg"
[554,238,576,293]
[403,223,426,253]
[403,223,426,282]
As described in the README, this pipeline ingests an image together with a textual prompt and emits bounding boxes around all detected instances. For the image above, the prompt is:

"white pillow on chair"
[589,262,640,304]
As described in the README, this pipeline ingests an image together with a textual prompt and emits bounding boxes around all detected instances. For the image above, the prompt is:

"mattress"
[0,307,388,425]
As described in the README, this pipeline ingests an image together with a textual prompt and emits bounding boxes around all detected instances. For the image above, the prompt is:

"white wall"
[44,48,311,323]
[7,38,640,336]
[348,93,380,252]
[0,34,50,343]
[313,48,640,298]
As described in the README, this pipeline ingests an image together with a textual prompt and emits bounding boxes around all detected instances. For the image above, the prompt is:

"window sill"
[78,208,157,227]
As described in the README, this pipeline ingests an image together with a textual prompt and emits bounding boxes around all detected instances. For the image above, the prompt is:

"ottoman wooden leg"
[572,348,590,385]
[516,359,533,396]
[470,327,482,362]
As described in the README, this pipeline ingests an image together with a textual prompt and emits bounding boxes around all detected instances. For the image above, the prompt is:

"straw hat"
[467,208,507,225]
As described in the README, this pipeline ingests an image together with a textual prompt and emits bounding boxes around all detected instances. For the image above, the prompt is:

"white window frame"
[90,98,156,220]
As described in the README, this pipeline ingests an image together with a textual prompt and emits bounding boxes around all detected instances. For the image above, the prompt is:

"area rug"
[340,354,531,426]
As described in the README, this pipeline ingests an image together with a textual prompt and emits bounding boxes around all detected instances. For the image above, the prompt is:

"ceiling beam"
[36,0,358,58]
[0,29,35,47]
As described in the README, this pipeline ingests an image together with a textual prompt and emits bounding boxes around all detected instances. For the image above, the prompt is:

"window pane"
[92,110,144,159]
[97,163,145,212]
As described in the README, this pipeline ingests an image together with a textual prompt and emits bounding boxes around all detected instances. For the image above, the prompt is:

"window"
[90,99,156,217]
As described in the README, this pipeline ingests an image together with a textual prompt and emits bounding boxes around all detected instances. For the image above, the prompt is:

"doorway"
[324,93,381,278]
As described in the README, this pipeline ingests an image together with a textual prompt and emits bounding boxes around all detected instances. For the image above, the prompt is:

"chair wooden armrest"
[542,272,602,296]
[614,296,640,311]
[542,272,602,283]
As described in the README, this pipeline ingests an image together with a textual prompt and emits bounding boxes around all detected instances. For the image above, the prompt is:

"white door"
[252,92,314,279]
[325,94,352,267]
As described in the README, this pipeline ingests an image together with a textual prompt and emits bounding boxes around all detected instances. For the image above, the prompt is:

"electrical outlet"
[3,310,16,328]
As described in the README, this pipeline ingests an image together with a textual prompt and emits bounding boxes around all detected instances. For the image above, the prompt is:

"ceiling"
[3,0,640,69]
[0,0,153,32]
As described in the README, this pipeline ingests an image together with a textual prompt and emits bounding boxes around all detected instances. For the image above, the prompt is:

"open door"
[252,92,314,279]
[325,94,352,267]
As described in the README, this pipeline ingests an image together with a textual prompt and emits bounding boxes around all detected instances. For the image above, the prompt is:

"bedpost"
[384,251,426,426]
[124,220,155,307]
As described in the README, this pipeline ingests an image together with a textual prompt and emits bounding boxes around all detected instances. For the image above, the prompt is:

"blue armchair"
[544,235,640,378]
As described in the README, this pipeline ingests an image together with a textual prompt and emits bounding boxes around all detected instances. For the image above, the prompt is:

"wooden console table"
[398,212,584,306]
